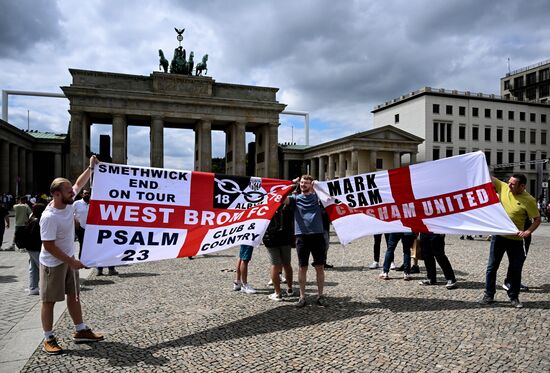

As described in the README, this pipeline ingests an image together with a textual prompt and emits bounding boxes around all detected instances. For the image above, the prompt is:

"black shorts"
[296,233,326,267]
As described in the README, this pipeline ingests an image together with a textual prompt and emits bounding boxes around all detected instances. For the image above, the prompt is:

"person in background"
[233,245,257,294]
[0,202,9,250]
[9,196,32,251]
[26,203,46,295]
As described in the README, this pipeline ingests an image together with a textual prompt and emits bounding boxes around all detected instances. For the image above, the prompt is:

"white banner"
[314,151,518,245]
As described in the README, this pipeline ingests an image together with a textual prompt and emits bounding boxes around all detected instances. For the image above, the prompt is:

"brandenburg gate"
[62,69,286,181]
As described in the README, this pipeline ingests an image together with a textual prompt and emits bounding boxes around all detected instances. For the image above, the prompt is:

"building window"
[530,129,536,144]
[526,88,536,100]
[484,127,491,141]
[496,128,503,142]
[446,148,453,158]
[459,148,466,155]
[530,180,535,196]
[530,113,536,122]
[497,151,503,165]
[520,112,526,121]
[376,158,383,169]
[542,114,547,123]
[508,128,514,143]
[542,130,547,145]
[520,152,526,170]
[508,151,514,164]
[459,106,466,116]
[433,104,440,114]
[514,76,524,88]
[472,126,479,141]
[497,109,503,119]
[540,84,550,97]
[526,72,536,85]
[394,114,399,123]
[504,80,510,90]
[484,150,491,165]
[542,152,547,170]
[540,68,550,81]
[520,129,526,144]
[530,152,536,170]
[433,148,440,160]
[459,124,466,140]
[433,122,452,143]
[446,105,453,115]
[472,107,479,117]
[484,108,491,118]
[508,111,514,120]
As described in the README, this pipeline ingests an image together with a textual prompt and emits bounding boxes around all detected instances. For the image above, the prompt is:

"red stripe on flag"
[388,167,429,232]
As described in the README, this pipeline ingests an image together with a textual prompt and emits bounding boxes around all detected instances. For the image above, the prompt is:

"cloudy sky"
[1,0,549,169]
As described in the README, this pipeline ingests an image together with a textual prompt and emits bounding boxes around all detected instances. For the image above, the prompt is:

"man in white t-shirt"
[39,155,104,355]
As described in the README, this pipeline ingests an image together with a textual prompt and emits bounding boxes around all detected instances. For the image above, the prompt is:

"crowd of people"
[0,164,540,355]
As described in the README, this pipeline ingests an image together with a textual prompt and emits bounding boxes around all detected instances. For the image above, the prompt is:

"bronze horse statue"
[195,54,208,76]
[158,49,169,73]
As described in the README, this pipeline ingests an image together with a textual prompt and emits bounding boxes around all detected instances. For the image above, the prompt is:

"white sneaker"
[28,288,39,295]
[267,279,273,286]
[281,274,287,284]
[268,292,282,301]
[368,261,379,269]
[379,272,389,280]
[403,273,412,281]
[390,262,396,270]
[233,282,242,291]
[241,283,257,294]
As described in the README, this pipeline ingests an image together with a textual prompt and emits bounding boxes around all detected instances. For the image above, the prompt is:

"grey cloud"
[0,0,63,58]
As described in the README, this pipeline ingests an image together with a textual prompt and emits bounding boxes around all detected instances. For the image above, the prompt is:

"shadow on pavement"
[376,296,550,312]
[0,265,14,269]
[117,272,160,278]
[81,279,116,286]
[70,297,373,366]
[0,275,18,283]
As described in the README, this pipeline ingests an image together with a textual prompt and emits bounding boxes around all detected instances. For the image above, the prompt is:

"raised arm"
[73,155,99,194]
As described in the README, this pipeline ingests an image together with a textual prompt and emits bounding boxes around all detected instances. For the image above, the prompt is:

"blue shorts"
[239,245,254,262]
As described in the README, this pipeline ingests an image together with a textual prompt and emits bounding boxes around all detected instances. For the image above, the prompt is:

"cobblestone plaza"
[1,223,548,372]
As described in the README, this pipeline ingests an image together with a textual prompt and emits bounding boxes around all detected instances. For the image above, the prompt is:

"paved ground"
[1,217,549,372]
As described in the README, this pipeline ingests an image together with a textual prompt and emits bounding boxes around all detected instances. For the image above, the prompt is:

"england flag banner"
[81,163,293,267]
[313,151,518,245]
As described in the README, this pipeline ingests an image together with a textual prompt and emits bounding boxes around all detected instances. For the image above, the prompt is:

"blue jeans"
[485,235,526,300]
[382,233,413,273]
[28,251,40,290]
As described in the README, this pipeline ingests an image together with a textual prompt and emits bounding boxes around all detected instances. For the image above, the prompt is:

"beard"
[62,195,74,205]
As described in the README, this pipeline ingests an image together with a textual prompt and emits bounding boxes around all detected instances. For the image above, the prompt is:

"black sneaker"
[316,295,328,307]
[520,283,529,292]
[410,265,420,274]
[479,295,494,305]
[324,263,334,269]
[394,264,405,272]
[445,280,457,290]
[510,298,523,308]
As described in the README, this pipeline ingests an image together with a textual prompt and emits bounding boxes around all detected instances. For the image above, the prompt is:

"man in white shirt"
[39,155,104,355]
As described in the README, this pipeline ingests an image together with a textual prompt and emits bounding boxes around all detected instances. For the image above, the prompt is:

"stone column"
[328,154,335,179]
[150,115,164,168]
[338,152,346,178]
[351,150,359,176]
[9,144,18,195]
[283,159,289,180]
[0,140,9,193]
[267,122,279,178]
[194,119,212,172]
[310,158,317,179]
[54,152,62,179]
[83,114,91,163]
[112,114,127,165]
[370,150,377,171]
[234,121,246,176]
[318,156,326,181]
[69,111,85,181]
[18,148,26,194]
[410,152,417,164]
[26,151,33,192]
[394,152,401,168]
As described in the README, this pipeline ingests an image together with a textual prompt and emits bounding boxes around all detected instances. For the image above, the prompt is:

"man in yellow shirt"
[480,174,540,308]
